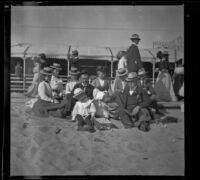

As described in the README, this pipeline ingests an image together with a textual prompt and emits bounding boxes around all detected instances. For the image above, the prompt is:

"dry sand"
[10,93,184,176]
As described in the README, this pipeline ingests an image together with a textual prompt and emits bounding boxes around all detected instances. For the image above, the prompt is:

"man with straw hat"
[127,34,143,73]
[50,63,64,99]
[115,72,151,131]
[113,68,128,93]
[65,67,80,94]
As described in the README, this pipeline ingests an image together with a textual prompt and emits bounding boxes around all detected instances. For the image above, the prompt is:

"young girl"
[72,88,96,133]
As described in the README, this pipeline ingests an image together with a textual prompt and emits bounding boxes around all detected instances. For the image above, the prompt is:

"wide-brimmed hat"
[50,63,62,70]
[130,34,141,40]
[125,72,138,82]
[116,68,128,77]
[72,50,79,56]
[69,67,80,76]
[73,88,87,100]
[40,67,52,76]
[138,68,147,77]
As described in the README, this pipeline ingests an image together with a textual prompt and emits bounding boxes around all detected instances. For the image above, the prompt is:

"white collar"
[132,42,138,46]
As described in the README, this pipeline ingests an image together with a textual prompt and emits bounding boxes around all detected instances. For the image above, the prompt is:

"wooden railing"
[10,74,68,93]
[10,74,154,93]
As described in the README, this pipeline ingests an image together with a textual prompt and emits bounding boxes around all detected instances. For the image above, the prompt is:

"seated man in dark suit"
[137,69,164,117]
[115,72,151,131]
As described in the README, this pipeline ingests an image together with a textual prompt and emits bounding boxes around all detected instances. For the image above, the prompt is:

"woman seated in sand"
[72,88,96,133]
[31,67,72,118]
[65,67,80,94]
[91,66,112,95]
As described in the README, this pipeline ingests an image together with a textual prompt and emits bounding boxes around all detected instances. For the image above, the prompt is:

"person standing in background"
[116,50,127,70]
[25,56,44,98]
[127,34,143,73]
[70,50,80,70]
[15,61,23,80]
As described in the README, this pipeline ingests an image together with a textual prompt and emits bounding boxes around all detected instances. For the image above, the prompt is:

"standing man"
[127,34,143,73]
[15,61,23,80]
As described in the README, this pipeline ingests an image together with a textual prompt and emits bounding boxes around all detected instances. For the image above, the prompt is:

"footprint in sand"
[127,142,147,153]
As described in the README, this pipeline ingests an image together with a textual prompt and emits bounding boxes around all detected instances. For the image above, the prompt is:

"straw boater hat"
[116,68,128,77]
[69,67,80,76]
[125,72,138,82]
[130,34,141,40]
[50,63,62,70]
[138,68,147,77]
[40,67,52,76]
[73,88,87,100]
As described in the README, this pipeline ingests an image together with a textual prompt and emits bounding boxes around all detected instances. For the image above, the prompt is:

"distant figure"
[70,50,80,70]
[154,61,177,102]
[15,61,23,79]
[38,53,47,69]
[127,34,143,73]
[116,50,127,70]
[25,56,44,97]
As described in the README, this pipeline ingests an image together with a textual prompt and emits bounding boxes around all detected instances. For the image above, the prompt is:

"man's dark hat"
[72,50,79,56]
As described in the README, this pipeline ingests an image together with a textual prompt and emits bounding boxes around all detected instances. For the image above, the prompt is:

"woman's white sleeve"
[38,83,53,102]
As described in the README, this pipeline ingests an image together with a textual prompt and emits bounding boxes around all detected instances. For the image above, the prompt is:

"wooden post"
[67,45,71,79]
[23,55,26,92]
[106,47,114,82]
[23,45,31,92]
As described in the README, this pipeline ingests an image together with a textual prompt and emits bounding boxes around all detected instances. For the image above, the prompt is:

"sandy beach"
[10,93,184,176]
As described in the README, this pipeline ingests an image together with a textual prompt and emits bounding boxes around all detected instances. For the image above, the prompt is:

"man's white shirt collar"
[132,42,138,46]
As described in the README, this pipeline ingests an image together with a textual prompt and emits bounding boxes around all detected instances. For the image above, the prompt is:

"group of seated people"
[30,60,167,133]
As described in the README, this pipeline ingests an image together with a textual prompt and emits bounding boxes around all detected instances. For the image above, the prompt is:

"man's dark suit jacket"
[127,44,143,73]
[116,85,151,112]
